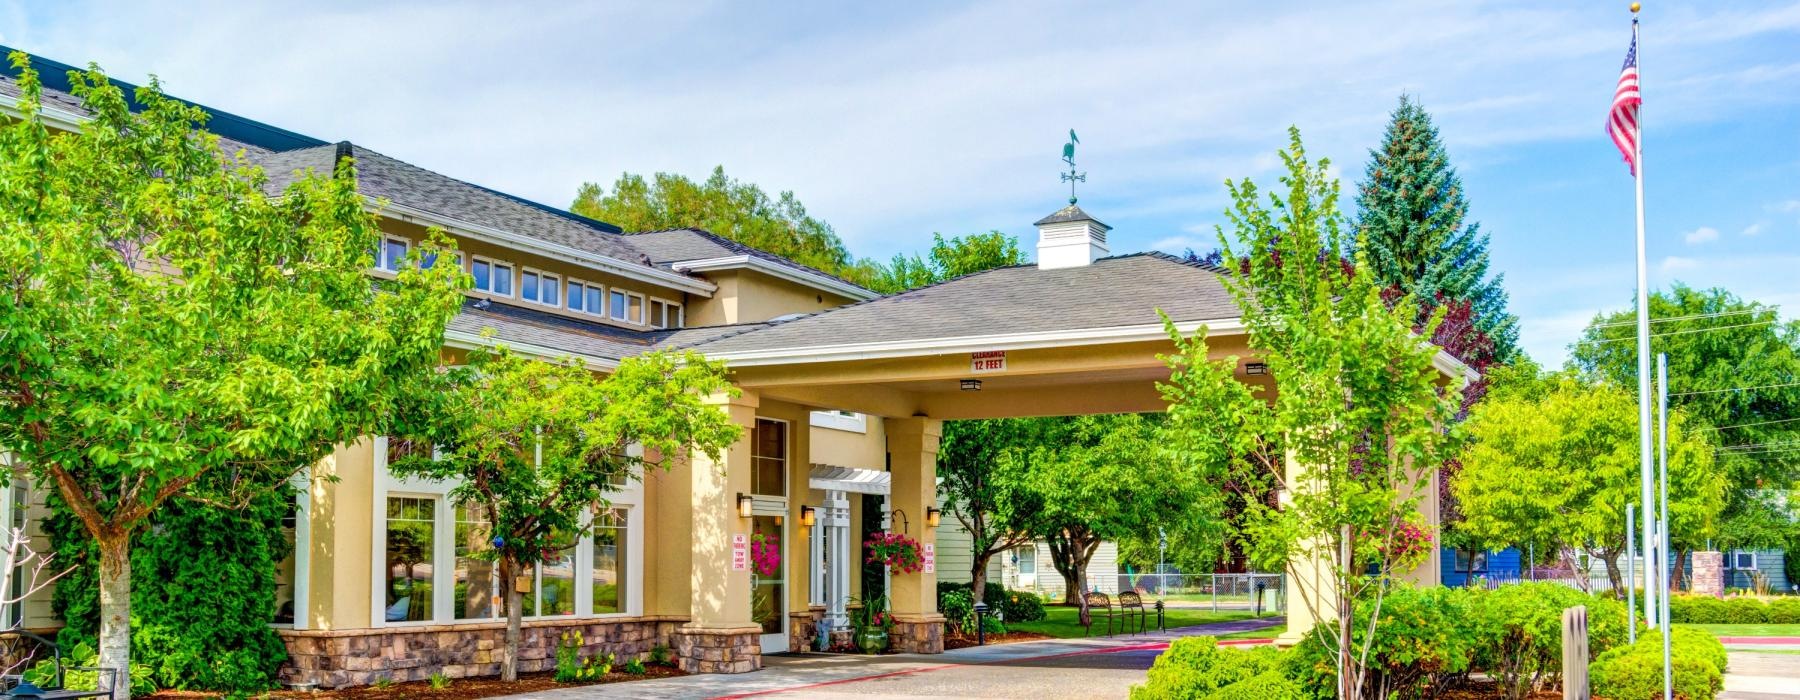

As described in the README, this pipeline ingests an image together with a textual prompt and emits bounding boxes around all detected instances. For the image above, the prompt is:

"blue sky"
[4,0,1797,365]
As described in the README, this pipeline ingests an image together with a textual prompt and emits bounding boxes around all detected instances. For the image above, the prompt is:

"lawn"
[1005,605,1259,639]
[1677,623,1800,637]
[1215,623,1287,641]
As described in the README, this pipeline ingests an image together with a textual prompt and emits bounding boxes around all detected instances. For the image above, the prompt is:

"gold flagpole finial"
[1630,2,1641,13]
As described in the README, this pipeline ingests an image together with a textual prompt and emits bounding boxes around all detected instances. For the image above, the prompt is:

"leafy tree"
[0,54,465,697]
[1569,285,1800,555]
[1353,95,1517,359]
[385,345,739,681]
[876,231,1025,293]
[571,167,888,288]
[1454,375,1726,591]
[1009,415,1220,617]
[1157,128,1460,700]
[936,418,1042,603]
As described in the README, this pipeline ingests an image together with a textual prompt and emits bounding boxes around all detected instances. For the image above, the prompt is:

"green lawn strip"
[1214,624,1287,641]
[1006,605,1259,639]
[1677,623,1800,637]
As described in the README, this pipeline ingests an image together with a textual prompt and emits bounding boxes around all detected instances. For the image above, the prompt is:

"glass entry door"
[750,515,786,651]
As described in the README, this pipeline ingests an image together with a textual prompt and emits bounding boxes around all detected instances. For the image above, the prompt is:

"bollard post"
[1562,605,1590,700]
[973,601,988,646]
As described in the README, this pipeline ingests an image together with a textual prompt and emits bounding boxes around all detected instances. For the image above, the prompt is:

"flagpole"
[1629,11,1659,631]
[1657,352,1673,700]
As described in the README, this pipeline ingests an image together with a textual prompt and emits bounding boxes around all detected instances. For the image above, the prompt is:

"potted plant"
[849,594,893,654]
[864,531,924,573]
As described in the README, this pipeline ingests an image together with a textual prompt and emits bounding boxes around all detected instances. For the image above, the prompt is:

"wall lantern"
[925,506,942,528]
[799,505,816,527]
[960,379,982,391]
[1244,362,1268,376]
[737,493,754,518]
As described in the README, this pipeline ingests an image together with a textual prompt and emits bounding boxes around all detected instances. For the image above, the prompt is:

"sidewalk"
[495,618,1284,700]
[1722,650,1800,700]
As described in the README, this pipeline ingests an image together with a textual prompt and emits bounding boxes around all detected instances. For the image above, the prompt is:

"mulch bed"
[145,667,686,700]
[944,631,1056,650]
[1435,680,1561,700]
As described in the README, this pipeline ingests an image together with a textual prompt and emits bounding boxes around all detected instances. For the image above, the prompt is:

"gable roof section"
[686,253,1239,360]
[623,228,879,300]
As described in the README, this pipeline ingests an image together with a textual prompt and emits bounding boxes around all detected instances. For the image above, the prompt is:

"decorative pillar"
[825,489,851,636]
[1277,450,1337,647]
[673,389,763,674]
[1691,552,1725,598]
[885,417,944,654]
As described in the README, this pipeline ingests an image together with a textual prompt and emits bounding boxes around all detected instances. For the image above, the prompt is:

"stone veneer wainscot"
[278,617,680,688]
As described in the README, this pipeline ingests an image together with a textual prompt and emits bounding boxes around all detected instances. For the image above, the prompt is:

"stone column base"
[789,607,825,652]
[889,614,945,654]
[673,625,762,674]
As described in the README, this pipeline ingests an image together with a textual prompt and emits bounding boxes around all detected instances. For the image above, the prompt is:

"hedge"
[1667,594,1798,624]
[1130,637,1301,700]
[1590,628,1726,700]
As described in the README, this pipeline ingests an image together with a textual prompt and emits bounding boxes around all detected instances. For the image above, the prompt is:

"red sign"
[922,543,936,574]
[731,534,749,572]
[970,350,1006,374]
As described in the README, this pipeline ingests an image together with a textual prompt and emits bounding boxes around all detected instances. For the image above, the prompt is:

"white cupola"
[1034,204,1111,269]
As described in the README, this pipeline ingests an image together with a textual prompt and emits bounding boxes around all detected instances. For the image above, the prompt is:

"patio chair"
[0,630,118,700]
[1082,591,1118,637]
[1116,591,1148,634]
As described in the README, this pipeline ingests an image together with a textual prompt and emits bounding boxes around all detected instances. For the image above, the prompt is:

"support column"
[674,389,762,674]
[1277,450,1336,647]
[885,417,944,654]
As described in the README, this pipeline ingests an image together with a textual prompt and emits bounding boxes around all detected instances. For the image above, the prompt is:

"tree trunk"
[97,534,131,700]
[1599,548,1624,596]
[1073,556,1091,628]
[501,553,522,682]
[970,556,989,606]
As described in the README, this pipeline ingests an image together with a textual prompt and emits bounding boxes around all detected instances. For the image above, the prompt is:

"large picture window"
[592,510,627,614]
[752,419,787,497]
[385,497,437,622]
[454,504,496,620]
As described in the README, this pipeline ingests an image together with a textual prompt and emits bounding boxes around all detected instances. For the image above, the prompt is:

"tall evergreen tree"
[1354,95,1518,359]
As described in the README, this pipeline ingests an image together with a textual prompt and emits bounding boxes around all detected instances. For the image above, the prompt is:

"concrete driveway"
[495,618,1283,700]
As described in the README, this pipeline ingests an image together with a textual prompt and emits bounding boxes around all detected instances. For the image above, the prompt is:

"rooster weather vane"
[1061,129,1085,205]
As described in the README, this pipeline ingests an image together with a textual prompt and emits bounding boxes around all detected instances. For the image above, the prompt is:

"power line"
[1589,319,1780,344]
[1588,308,1776,329]
[1671,380,1800,399]
[1695,416,1800,432]
[1717,439,1800,452]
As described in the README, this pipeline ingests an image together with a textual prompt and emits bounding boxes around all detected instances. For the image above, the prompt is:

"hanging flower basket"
[751,531,781,577]
[864,531,924,573]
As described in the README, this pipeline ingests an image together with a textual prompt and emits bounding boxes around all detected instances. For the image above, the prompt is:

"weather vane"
[1061,129,1085,204]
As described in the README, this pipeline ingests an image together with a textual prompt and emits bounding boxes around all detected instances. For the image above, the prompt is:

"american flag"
[1609,28,1641,175]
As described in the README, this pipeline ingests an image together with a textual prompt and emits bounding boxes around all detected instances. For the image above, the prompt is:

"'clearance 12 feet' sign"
[970,350,1006,373]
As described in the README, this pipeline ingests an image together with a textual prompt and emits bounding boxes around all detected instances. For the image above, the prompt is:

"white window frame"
[1732,551,1758,570]
[372,437,645,628]
[566,278,605,317]
[610,289,646,325]
[375,236,411,272]
[470,255,516,298]
[520,268,562,308]
[809,410,867,434]
[648,297,684,330]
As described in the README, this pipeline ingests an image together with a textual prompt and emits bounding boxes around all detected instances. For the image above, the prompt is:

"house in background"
[930,493,1121,600]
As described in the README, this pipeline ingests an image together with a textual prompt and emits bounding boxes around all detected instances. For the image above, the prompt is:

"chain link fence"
[1114,572,1286,614]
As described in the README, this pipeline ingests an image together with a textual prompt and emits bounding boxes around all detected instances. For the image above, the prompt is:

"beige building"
[2,49,1467,687]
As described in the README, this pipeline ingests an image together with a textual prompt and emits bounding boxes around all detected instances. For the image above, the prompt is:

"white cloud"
[1151,234,1212,254]
[1742,223,1765,236]
[1774,200,1800,213]
[1683,226,1720,245]
[1659,256,1701,273]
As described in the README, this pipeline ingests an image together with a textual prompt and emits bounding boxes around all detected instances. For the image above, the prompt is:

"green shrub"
[1130,636,1285,699]
[940,589,976,632]
[1207,670,1308,700]
[1723,596,1770,624]
[623,658,647,675]
[429,672,452,690]
[1284,586,1489,699]
[1768,597,1800,624]
[1002,589,1047,622]
[45,486,294,692]
[23,641,159,697]
[1590,627,1726,700]
[648,644,672,665]
[1672,595,1729,624]
[1465,583,1629,700]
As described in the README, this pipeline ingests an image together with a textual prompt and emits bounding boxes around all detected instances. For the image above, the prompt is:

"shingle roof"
[448,298,770,363]
[623,228,877,296]
[687,253,1237,355]
[1033,203,1109,228]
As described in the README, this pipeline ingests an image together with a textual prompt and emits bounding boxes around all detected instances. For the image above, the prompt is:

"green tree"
[876,231,1026,293]
[571,166,888,287]
[1569,285,1800,554]
[0,54,465,697]
[1454,375,1726,591]
[1353,95,1517,359]
[385,345,739,681]
[1009,415,1221,615]
[936,418,1042,602]
[1157,128,1460,699]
